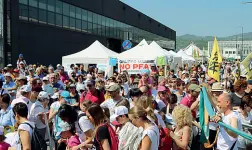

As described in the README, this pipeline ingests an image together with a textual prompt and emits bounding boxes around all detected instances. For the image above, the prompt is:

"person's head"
[135,95,157,121]
[20,85,32,99]
[95,78,105,88]
[140,69,150,81]
[68,84,76,93]
[217,93,232,113]
[116,78,122,86]
[59,91,70,105]
[170,78,177,88]
[129,88,143,102]
[240,95,252,113]
[172,105,192,128]
[4,73,12,83]
[48,66,54,73]
[105,83,121,100]
[188,84,200,99]
[97,70,105,78]
[86,104,107,127]
[80,64,84,70]
[58,104,78,124]
[30,78,37,88]
[13,102,28,124]
[86,80,96,92]
[37,79,42,87]
[18,54,24,60]
[234,79,247,94]
[169,94,178,108]
[28,68,34,76]
[211,82,223,97]
[30,86,42,100]
[170,69,175,76]
[60,124,75,139]
[116,98,130,111]
[17,76,27,86]
[42,77,49,84]
[157,86,168,101]
[38,91,50,108]
[128,106,149,128]
[77,74,83,82]
[110,106,129,125]
[247,80,252,91]
[139,85,149,96]
[177,80,185,91]
[0,94,11,110]
[80,100,93,112]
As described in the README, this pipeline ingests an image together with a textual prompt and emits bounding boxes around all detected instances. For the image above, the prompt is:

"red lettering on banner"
[133,64,138,69]
[125,64,130,69]
[119,64,125,70]
[139,64,143,69]
[144,64,149,69]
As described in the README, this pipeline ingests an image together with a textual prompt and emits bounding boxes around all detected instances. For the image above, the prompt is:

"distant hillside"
[176,32,252,50]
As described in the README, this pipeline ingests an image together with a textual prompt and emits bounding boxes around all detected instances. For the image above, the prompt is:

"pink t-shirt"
[180,95,196,118]
[0,142,11,150]
[67,135,81,148]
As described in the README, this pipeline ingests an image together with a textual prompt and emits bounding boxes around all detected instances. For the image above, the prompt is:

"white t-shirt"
[217,111,242,150]
[100,98,119,116]
[155,99,166,110]
[236,110,252,148]
[141,125,160,150]
[78,113,94,142]
[122,83,129,96]
[28,101,47,129]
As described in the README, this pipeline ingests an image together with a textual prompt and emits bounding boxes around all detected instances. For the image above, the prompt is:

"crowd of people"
[0,54,251,150]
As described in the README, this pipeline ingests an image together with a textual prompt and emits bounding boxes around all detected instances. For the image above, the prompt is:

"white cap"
[110,106,128,121]
[57,64,61,67]
[4,73,11,77]
[182,70,189,74]
[0,126,4,135]
[20,85,32,92]
[38,91,49,99]
[42,76,49,81]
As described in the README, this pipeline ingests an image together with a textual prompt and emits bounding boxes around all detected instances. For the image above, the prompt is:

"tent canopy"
[137,39,149,46]
[149,41,173,57]
[62,40,118,64]
[177,50,196,61]
[183,43,203,57]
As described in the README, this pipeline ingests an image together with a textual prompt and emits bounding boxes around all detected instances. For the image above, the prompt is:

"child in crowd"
[60,125,81,149]
[0,126,10,150]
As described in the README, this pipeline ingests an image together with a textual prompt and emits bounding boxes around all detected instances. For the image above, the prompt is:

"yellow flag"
[241,53,252,79]
[208,37,222,81]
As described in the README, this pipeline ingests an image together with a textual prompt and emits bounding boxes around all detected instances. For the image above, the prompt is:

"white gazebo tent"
[177,49,196,66]
[183,43,203,57]
[62,40,118,65]
[137,39,149,47]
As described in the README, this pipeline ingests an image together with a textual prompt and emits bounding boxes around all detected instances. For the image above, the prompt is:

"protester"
[0,94,14,126]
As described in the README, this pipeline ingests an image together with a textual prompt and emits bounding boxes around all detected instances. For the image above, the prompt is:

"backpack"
[21,123,47,150]
[96,123,118,150]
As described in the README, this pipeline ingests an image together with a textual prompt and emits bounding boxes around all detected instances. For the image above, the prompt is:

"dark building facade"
[3,0,176,66]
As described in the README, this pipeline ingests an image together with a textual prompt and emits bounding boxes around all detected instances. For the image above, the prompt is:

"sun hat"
[110,106,129,125]
[38,91,49,99]
[60,91,70,103]
[105,83,120,92]
[20,85,32,92]
[42,76,49,81]
[188,84,201,92]
[157,86,166,92]
[211,82,223,92]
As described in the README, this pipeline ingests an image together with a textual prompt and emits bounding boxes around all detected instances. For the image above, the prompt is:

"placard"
[118,59,155,74]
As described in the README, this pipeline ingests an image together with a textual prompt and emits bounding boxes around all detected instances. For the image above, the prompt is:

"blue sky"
[121,0,252,37]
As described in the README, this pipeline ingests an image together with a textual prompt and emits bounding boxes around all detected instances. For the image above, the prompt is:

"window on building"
[229,51,232,54]
[88,22,92,32]
[247,50,249,54]
[233,51,235,54]
[55,0,62,14]
[76,7,81,19]
[47,0,55,12]
[101,16,106,26]
[63,16,69,28]
[19,4,28,20]
[63,3,69,16]
[82,20,87,31]
[76,19,81,30]
[81,9,87,21]
[70,17,75,29]
[97,25,102,35]
[38,0,46,9]
[69,5,75,18]
[102,26,106,36]
[93,13,98,24]
[29,0,38,7]
[29,6,38,22]
[87,11,92,22]
[47,11,55,25]
[19,0,28,5]
[38,9,47,23]
[56,14,62,26]
[97,14,101,25]
[93,24,98,34]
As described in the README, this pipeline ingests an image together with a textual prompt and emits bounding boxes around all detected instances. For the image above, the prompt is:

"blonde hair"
[135,95,157,122]
[129,106,148,121]
[172,105,193,128]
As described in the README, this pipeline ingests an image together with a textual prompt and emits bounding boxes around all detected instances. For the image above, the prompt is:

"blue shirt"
[0,106,15,126]
[0,74,4,82]
[52,83,64,90]
[3,81,16,89]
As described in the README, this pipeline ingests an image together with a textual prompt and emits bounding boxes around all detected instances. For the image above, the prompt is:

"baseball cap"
[188,84,201,92]
[211,82,223,92]
[42,76,49,81]
[4,73,11,77]
[60,91,70,103]
[98,70,105,74]
[7,64,13,67]
[182,71,189,74]
[28,68,34,71]
[69,84,76,88]
[105,83,120,92]
[56,123,71,137]
[110,106,128,123]
[20,85,32,92]
[19,54,23,58]
[13,69,19,73]
[157,86,166,92]
[74,65,78,68]
[38,91,49,99]
[151,64,156,67]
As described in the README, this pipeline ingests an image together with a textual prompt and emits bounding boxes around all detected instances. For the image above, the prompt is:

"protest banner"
[118,59,155,74]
